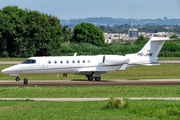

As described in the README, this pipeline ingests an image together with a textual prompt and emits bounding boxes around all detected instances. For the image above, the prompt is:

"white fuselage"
[1,55,129,75]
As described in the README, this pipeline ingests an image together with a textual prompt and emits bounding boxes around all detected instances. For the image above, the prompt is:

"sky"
[0,0,180,20]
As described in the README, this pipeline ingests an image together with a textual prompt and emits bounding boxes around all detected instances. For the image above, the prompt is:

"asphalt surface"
[1,79,180,86]
[0,60,180,65]
[0,61,21,65]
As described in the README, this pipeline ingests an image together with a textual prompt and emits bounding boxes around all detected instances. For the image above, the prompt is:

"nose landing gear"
[15,76,20,81]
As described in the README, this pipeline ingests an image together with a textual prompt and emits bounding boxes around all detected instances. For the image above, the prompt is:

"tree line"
[99,24,180,34]
[0,6,180,58]
[61,17,180,27]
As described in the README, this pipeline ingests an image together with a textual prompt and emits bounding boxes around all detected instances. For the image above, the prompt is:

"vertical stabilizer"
[137,37,171,58]
[126,37,175,66]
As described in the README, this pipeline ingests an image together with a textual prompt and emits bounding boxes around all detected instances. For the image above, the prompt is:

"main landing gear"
[86,72,101,81]
[87,75,94,81]
[87,75,101,81]
[95,77,101,81]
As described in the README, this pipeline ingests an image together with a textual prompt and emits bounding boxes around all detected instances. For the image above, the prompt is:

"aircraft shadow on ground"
[71,79,116,82]
[128,79,139,80]
[70,79,141,82]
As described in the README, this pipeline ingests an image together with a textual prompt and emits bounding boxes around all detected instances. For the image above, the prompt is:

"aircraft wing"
[76,67,110,75]
[118,59,130,70]
[76,59,130,75]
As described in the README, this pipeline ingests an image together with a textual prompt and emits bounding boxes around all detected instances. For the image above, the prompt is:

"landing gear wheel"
[95,77,101,81]
[88,76,93,81]
[15,76,20,81]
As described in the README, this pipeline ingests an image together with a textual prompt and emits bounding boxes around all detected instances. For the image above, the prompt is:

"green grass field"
[1,85,180,119]
[0,85,180,98]
[0,58,27,61]
[158,57,180,60]
[0,99,180,119]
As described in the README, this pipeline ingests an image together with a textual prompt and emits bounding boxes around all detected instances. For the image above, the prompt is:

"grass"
[126,100,180,120]
[0,85,180,98]
[1,64,180,80]
[0,58,27,61]
[158,57,180,60]
[0,100,180,119]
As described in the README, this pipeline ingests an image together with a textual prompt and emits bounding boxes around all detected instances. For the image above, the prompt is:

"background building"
[103,33,123,43]
[103,33,112,43]
[128,28,139,38]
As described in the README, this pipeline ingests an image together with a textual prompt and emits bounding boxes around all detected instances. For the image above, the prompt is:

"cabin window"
[88,59,90,63]
[72,60,75,63]
[77,60,80,63]
[48,61,51,64]
[83,60,85,63]
[60,60,63,64]
[54,60,57,64]
[21,59,36,64]
[67,60,69,64]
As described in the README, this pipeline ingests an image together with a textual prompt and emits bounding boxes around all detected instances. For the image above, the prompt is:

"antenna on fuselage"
[74,53,77,56]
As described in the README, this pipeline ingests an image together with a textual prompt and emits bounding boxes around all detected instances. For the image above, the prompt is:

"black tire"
[15,77,20,81]
[95,77,101,81]
[88,76,93,81]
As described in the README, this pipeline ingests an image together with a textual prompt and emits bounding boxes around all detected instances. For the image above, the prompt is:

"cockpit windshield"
[21,59,36,64]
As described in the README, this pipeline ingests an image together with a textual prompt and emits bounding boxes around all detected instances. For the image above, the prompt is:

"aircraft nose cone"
[1,69,5,73]
[1,68,9,74]
[1,65,22,74]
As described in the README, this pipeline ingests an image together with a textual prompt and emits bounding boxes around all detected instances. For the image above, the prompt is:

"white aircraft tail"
[137,37,172,58]
[126,37,175,66]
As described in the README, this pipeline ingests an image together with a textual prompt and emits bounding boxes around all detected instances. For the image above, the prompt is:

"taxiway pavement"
[1,79,180,86]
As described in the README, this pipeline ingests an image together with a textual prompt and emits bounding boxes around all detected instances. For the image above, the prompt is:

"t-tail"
[125,37,175,66]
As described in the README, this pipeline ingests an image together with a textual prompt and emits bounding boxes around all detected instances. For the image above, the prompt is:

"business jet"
[1,37,174,81]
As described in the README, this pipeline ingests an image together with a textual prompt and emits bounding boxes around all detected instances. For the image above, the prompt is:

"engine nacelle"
[103,55,127,65]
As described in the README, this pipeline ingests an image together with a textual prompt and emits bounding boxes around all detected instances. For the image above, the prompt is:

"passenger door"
[39,58,47,68]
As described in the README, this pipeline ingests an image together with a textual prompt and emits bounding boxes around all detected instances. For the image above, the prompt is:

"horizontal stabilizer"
[150,37,176,41]
[140,62,159,66]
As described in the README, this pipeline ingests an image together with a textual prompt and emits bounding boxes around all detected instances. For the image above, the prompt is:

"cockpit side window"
[21,59,36,64]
